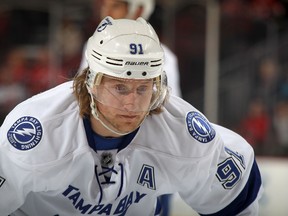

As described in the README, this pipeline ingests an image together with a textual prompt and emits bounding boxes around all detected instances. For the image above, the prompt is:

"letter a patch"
[137,164,156,190]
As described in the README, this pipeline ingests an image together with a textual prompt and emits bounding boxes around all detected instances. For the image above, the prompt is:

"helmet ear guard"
[150,71,168,110]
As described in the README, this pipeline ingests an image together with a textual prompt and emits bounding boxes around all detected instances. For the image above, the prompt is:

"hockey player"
[0,17,262,215]
[78,0,182,98]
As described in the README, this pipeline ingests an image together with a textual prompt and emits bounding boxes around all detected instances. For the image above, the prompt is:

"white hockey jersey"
[0,81,262,216]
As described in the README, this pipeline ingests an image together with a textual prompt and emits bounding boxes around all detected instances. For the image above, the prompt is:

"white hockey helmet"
[86,16,164,86]
[122,0,155,20]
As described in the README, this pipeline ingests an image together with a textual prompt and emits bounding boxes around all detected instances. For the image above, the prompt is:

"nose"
[122,92,140,112]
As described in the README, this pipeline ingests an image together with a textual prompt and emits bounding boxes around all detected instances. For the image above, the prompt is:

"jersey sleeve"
[178,124,263,216]
[0,115,67,214]
[0,111,34,213]
[0,135,30,214]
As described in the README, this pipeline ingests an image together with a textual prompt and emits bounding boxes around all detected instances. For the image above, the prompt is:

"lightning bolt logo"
[186,111,216,143]
[7,116,43,150]
[97,17,112,32]
[12,128,35,136]
[192,118,209,135]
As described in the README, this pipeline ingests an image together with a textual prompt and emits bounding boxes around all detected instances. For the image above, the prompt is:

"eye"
[137,85,148,95]
[114,84,129,95]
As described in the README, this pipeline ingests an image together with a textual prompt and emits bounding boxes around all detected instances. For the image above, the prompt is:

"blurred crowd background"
[1,0,288,157]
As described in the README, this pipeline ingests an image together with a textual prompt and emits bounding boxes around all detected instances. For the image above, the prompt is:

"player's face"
[93,75,153,134]
[100,0,129,19]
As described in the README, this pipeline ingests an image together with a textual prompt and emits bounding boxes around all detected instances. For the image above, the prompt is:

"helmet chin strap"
[89,94,129,136]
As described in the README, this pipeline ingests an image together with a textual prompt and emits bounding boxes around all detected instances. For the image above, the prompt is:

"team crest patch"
[7,116,43,150]
[186,111,215,143]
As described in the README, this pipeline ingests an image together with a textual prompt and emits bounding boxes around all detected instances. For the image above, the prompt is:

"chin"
[117,124,138,134]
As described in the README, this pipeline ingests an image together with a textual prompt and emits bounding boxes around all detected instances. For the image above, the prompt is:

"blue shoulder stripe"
[200,160,262,216]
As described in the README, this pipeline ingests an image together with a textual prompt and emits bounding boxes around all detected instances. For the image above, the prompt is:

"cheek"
[97,102,122,118]
[96,89,120,105]
[144,94,153,105]
[97,103,112,116]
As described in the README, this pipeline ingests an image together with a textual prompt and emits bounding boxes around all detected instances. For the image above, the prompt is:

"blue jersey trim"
[200,160,262,216]
[93,133,124,150]
[83,117,138,152]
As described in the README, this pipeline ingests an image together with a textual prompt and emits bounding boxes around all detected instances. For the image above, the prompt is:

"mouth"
[120,115,138,119]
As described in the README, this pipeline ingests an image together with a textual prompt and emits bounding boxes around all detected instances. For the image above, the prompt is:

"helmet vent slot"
[106,57,124,66]
[151,64,162,67]
[150,59,162,67]
[107,57,123,62]
[92,50,102,61]
[92,54,101,61]
[92,50,102,56]
[106,61,123,66]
